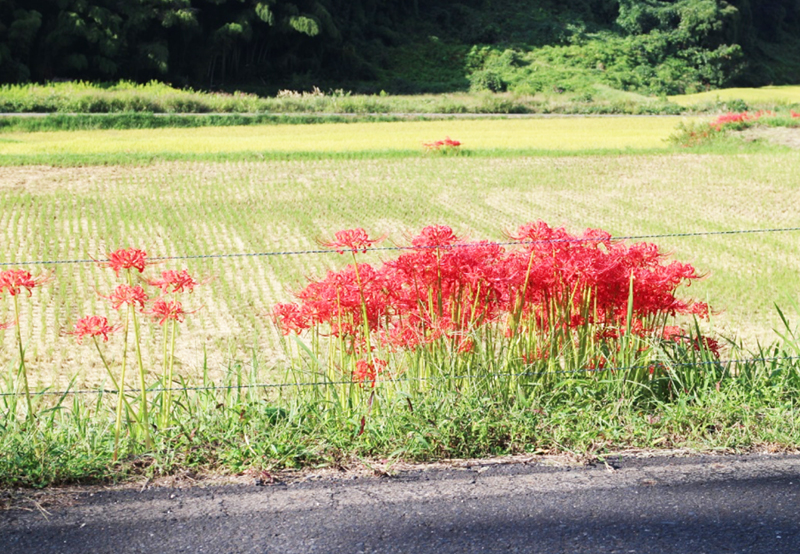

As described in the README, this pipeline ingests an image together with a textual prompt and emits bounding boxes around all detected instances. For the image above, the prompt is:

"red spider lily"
[147,299,189,325]
[0,269,49,296]
[101,248,149,276]
[661,325,721,357]
[709,111,753,130]
[457,337,474,353]
[0,320,16,330]
[411,225,459,249]
[354,358,388,387]
[423,137,461,151]
[147,269,200,294]
[106,284,149,311]
[320,228,385,254]
[792,110,800,119]
[71,315,119,343]
[709,110,775,131]
[273,303,310,335]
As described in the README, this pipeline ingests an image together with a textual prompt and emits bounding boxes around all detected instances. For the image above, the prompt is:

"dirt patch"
[737,126,800,148]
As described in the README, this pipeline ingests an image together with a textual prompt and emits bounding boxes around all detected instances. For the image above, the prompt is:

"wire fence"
[2,226,800,266]
[4,354,799,398]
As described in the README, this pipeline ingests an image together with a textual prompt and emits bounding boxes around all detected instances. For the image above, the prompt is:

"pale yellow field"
[0,117,686,157]
[670,85,800,107]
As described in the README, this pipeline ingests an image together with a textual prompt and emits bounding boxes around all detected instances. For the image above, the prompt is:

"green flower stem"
[13,295,34,423]
[91,335,134,461]
[163,318,177,429]
[128,270,152,449]
[115,311,132,459]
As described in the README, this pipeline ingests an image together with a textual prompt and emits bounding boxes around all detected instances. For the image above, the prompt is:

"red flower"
[0,320,15,330]
[423,137,461,151]
[148,299,191,325]
[708,111,772,131]
[354,358,388,387]
[792,110,800,119]
[147,269,200,294]
[106,284,149,311]
[273,303,310,335]
[102,248,148,276]
[0,269,48,296]
[72,315,118,343]
[411,225,459,249]
[321,228,384,254]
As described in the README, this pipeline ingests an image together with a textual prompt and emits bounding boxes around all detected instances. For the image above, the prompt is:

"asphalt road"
[3,453,800,554]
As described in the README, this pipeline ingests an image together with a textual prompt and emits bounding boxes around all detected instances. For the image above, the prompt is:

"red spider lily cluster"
[709,110,775,131]
[275,223,715,382]
[791,110,800,119]
[92,248,201,325]
[423,136,461,151]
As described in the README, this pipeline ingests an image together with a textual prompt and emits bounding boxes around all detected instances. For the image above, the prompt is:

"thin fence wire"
[4,354,799,398]
[2,226,800,266]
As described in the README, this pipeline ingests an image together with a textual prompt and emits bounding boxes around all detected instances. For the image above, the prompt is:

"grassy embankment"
[0,82,797,134]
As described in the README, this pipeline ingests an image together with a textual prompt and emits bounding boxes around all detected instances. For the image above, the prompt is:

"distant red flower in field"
[423,136,461,151]
[147,269,200,294]
[148,299,187,325]
[791,110,800,119]
[0,320,15,330]
[321,228,385,254]
[0,269,48,296]
[72,315,119,343]
[101,248,148,276]
[709,110,775,131]
[107,284,149,311]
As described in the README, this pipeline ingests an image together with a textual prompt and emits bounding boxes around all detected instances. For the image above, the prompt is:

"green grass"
[0,81,685,117]
[3,330,800,487]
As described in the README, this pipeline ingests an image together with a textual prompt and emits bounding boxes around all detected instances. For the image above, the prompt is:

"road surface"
[2,453,799,553]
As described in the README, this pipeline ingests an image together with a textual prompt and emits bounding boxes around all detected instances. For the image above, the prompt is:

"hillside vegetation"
[1,1,799,95]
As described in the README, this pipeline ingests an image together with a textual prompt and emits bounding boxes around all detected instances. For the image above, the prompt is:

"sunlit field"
[1,152,799,390]
[670,85,800,107]
[0,117,687,163]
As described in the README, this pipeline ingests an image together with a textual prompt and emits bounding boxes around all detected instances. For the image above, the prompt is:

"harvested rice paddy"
[1,152,799,389]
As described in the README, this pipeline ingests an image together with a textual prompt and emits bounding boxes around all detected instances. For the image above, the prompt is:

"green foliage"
[462,0,748,97]
[0,1,798,94]
[289,15,319,36]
